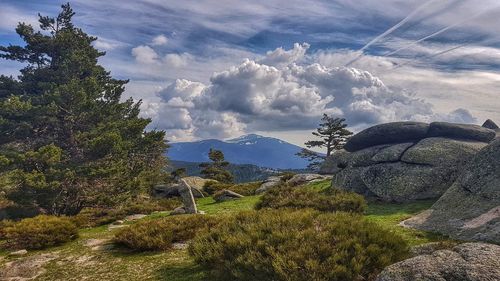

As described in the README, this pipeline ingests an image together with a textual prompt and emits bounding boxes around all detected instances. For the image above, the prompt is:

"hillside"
[167,134,312,169]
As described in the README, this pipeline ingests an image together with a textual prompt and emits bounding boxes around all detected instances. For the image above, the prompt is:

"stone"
[428,121,496,142]
[256,176,282,194]
[9,249,28,256]
[178,179,197,214]
[214,189,244,202]
[403,139,500,243]
[327,121,492,202]
[482,119,499,130]
[286,173,331,186]
[170,206,187,215]
[123,214,147,221]
[153,181,204,198]
[343,122,429,152]
[0,253,58,281]
[376,243,500,281]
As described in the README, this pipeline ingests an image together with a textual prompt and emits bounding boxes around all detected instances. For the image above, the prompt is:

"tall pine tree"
[0,4,167,215]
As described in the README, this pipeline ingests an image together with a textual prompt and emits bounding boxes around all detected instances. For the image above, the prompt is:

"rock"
[287,173,331,186]
[376,243,500,281]
[328,121,491,202]
[182,176,213,191]
[343,122,429,152]
[178,179,197,214]
[9,249,28,256]
[482,119,499,129]
[170,206,187,215]
[153,181,205,198]
[428,121,496,142]
[123,214,147,221]
[256,176,282,194]
[214,189,244,202]
[403,139,500,243]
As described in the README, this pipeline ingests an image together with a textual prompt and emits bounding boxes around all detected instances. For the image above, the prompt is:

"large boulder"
[214,189,244,202]
[343,122,429,152]
[403,139,500,243]
[153,177,205,198]
[376,243,500,281]
[325,121,495,202]
[482,119,499,130]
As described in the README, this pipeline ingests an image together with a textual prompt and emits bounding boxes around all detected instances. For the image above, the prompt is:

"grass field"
[0,180,449,281]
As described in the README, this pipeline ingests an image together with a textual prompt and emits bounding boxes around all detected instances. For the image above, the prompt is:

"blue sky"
[1,0,499,146]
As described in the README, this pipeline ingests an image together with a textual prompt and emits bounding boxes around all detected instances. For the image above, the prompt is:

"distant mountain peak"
[226,134,265,143]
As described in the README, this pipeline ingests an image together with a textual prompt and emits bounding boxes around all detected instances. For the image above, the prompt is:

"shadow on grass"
[366,199,437,216]
[155,262,207,281]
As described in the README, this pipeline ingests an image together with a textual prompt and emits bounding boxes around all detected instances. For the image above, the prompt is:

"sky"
[1,0,500,148]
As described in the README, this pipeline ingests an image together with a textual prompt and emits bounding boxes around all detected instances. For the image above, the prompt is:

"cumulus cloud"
[163,53,192,67]
[151,34,168,46]
[132,45,159,64]
[138,43,478,141]
[259,42,310,67]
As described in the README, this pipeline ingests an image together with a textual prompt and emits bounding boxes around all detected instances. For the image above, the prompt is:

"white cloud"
[131,45,159,64]
[151,34,168,46]
[259,42,310,67]
[137,43,479,141]
[163,53,191,67]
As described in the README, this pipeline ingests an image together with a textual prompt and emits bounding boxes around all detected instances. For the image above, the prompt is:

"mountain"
[167,134,311,169]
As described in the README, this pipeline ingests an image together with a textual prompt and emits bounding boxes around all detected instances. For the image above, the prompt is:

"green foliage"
[298,114,353,170]
[199,149,233,183]
[203,181,261,196]
[71,198,180,227]
[114,215,220,251]
[256,185,366,213]
[0,4,167,216]
[3,215,78,249]
[189,209,409,281]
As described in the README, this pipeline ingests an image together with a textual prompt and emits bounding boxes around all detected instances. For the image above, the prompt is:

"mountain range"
[167,134,312,169]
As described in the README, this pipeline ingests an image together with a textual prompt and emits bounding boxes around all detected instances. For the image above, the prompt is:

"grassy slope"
[0,180,449,280]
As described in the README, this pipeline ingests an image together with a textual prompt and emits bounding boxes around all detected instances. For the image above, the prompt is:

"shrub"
[203,181,261,196]
[256,185,366,213]
[3,215,78,249]
[0,219,14,239]
[71,198,180,227]
[114,215,220,251]
[189,209,409,281]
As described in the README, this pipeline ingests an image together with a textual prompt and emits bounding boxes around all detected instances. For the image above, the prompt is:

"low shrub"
[3,215,78,249]
[114,215,220,251]
[0,219,14,239]
[256,185,366,213]
[71,198,180,228]
[203,181,261,196]
[189,209,409,281]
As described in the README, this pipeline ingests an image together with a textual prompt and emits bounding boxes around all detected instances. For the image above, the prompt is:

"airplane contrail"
[384,6,499,57]
[390,42,470,71]
[344,0,439,67]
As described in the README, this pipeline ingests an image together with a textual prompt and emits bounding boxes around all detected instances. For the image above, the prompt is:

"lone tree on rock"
[0,4,167,216]
[297,114,352,170]
[199,149,233,183]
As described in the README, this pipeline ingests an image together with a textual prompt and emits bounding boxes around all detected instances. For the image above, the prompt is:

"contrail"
[390,42,470,71]
[344,0,439,66]
[384,6,499,57]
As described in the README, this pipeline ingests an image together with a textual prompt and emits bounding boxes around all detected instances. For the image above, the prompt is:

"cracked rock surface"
[321,121,496,202]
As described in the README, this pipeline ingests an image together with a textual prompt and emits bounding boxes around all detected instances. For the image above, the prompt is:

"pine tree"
[199,149,234,183]
[297,114,352,170]
[0,4,168,215]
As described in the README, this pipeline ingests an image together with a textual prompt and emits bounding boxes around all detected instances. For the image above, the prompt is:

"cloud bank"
[139,43,474,141]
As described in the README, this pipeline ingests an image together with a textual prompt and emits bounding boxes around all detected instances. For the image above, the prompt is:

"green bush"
[189,209,409,281]
[3,215,78,249]
[71,198,180,227]
[203,181,261,196]
[114,215,220,251]
[256,185,366,213]
[0,219,14,239]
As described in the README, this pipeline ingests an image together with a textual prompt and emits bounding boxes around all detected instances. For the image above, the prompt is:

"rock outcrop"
[403,139,500,243]
[323,121,496,202]
[153,176,206,198]
[214,189,244,202]
[256,174,332,194]
[376,243,500,281]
